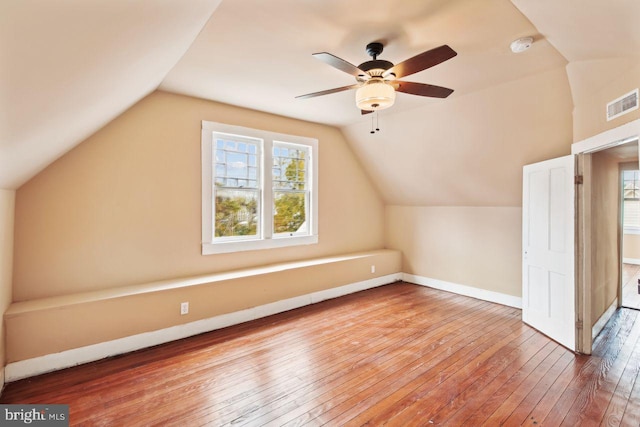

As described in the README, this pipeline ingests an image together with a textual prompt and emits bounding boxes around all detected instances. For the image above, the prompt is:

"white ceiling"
[1,0,639,191]
[511,0,640,62]
[160,0,566,127]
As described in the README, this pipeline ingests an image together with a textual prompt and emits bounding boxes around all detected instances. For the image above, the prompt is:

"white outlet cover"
[180,302,189,315]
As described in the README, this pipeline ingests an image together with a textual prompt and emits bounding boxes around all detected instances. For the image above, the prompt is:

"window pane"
[272,145,307,191]
[215,149,224,162]
[214,138,259,189]
[248,166,257,180]
[215,164,226,186]
[227,152,248,178]
[624,199,640,228]
[214,189,259,238]
[273,191,306,234]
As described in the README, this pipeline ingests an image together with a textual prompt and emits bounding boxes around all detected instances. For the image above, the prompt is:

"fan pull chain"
[369,111,381,134]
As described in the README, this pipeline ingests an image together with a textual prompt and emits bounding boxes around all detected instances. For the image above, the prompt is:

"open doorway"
[574,141,639,352]
[571,119,640,354]
[621,164,640,310]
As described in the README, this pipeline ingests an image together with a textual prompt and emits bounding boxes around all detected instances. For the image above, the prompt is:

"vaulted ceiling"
[1,0,639,196]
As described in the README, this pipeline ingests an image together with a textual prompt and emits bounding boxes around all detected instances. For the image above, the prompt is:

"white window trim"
[201,121,318,254]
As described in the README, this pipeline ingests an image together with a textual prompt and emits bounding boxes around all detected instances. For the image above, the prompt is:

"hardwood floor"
[2,282,640,426]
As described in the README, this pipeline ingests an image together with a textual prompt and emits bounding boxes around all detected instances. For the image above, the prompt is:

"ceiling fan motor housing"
[357,60,394,78]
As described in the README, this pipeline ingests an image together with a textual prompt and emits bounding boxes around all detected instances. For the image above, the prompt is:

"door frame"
[572,118,640,354]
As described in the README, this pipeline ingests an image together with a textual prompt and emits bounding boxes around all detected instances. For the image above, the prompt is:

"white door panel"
[523,155,576,351]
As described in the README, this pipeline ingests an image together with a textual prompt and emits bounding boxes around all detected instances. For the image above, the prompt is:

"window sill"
[624,227,640,235]
[202,235,318,255]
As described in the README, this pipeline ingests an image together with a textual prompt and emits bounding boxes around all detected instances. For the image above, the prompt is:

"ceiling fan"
[296,42,457,114]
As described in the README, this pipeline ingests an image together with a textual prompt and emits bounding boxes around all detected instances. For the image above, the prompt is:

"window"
[202,121,318,254]
[623,170,640,233]
[272,143,310,237]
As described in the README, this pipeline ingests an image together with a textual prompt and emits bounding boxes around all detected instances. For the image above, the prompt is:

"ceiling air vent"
[607,88,639,121]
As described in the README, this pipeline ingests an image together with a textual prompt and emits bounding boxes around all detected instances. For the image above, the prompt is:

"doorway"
[620,164,640,310]
[571,119,640,354]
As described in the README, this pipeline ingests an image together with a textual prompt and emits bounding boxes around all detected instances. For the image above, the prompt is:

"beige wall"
[571,60,640,142]
[590,151,621,325]
[386,206,522,297]
[343,67,574,207]
[375,69,574,299]
[0,189,15,384]
[6,250,400,362]
[623,234,640,261]
[13,91,385,301]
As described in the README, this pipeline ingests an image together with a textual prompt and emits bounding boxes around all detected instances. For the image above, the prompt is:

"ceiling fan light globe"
[355,81,396,111]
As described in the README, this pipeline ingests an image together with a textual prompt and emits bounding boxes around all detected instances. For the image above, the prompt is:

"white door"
[522,155,576,351]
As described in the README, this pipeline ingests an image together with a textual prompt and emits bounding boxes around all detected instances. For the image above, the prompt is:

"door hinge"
[575,175,583,185]
[576,320,583,330]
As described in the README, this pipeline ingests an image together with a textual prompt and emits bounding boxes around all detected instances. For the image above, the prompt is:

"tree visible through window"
[273,144,309,235]
[213,135,260,239]
[202,121,318,254]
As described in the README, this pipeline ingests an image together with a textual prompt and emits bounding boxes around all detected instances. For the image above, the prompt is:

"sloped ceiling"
[2,0,639,198]
[0,0,222,189]
[160,0,565,126]
[511,0,640,62]
[512,0,640,104]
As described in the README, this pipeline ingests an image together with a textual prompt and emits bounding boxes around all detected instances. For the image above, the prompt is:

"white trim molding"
[623,257,640,265]
[592,298,618,340]
[4,273,401,382]
[571,118,640,155]
[403,273,522,309]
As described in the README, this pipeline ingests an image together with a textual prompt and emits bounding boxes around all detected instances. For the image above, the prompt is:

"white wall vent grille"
[607,88,639,121]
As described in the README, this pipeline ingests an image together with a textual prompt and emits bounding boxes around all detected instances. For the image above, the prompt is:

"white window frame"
[202,121,318,254]
[272,141,311,238]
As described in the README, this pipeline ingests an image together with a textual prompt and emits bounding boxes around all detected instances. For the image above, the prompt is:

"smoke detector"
[510,37,534,53]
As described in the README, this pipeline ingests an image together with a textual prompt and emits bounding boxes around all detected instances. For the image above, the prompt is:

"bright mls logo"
[1,405,68,426]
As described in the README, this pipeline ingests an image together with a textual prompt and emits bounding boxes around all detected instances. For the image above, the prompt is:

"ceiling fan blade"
[384,45,457,79]
[296,84,360,99]
[361,109,373,115]
[313,52,368,78]
[394,81,454,98]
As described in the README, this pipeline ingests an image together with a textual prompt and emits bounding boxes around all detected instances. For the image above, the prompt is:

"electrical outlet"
[180,302,189,315]
[371,265,376,274]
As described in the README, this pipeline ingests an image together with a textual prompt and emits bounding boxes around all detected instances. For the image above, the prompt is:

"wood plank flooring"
[2,282,640,426]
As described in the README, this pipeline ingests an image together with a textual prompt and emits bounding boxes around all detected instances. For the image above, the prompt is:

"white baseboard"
[623,258,640,265]
[592,298,618,340]
[4,273,401,382]
[403,273,522,309]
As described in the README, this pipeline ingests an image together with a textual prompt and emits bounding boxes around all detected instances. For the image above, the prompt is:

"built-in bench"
[4,249,401,381]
